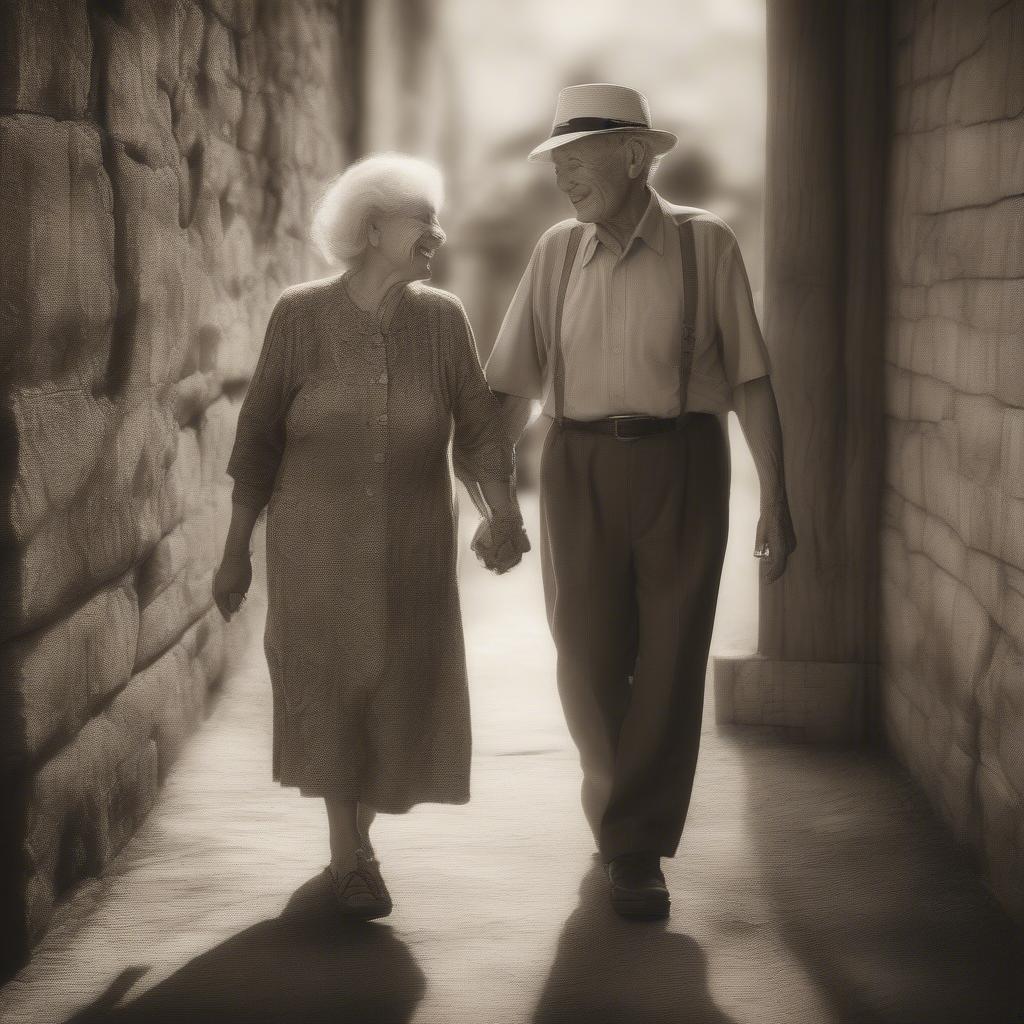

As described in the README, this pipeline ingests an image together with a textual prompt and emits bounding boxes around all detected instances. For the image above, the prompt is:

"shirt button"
[377,414,388,424]
[377,372,388,385]
[373,452,385,464]
[365,486,374,497]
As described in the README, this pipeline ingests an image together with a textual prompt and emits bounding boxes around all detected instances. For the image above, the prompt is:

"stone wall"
[883,0,1024,919]
[0,0,359,973]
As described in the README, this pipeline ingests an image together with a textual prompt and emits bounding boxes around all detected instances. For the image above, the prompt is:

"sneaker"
[606,851,670,920]
[326,847,393,920]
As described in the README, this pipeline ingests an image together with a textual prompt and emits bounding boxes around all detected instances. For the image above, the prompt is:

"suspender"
[553,224,585,423]
[676,218,698,424]
[552,217,700,425]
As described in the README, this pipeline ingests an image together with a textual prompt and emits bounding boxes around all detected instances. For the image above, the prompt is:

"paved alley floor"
[2,487,1024,1024]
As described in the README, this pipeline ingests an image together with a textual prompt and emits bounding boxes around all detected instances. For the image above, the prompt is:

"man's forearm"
[732,376,788,511]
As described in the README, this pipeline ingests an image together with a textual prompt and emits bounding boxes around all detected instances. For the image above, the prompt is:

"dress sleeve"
[445,296,514,496]
[715,235,772,394]
[225,296,296,511]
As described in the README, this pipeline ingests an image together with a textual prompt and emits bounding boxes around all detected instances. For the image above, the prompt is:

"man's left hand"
[755,500,797,583]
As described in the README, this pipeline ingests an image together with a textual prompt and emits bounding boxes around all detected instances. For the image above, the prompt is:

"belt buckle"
[613,417,638,441]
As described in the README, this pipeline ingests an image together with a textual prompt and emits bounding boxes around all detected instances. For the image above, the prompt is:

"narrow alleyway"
[1,482,1022,1024]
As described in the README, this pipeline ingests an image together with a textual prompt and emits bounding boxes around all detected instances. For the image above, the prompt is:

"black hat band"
[550,116,650,137]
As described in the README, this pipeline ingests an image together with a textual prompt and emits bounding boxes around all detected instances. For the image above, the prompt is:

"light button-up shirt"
[485,188,770,418]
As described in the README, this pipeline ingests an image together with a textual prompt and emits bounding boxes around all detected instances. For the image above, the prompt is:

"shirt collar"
[581,188,667,266]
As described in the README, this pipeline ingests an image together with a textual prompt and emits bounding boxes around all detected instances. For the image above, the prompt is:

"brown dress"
[226,273,512,811]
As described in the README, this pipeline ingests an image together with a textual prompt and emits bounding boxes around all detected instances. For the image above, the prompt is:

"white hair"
[311,153,445,267]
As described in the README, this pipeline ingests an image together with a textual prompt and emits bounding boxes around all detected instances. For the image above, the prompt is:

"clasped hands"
[472,511,531,574]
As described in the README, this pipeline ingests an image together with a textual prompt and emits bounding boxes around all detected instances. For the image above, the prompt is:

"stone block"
[20,600,223,941]
[4,387,116,544]
[200,16,245,141]
[921,513,966,582]
[0,398,179,642]
[713,656,867,743]
[95,4,179,170]
[1001,410,1024,501]
[0,574,138,772]
[135,509,218,610]
[995,335,1024,408]
[108,613,218,779]
[0,0,91,118]
[955,393,1004,485]
[198,395,240,492]
[0,117,115,389]
[23,723,159,944]
[965,548,1003,624]
[996,494,1024,568]
[135,552,215,669]
[909,374,952,423]
[171,370,223,427]
[108,146,191,390]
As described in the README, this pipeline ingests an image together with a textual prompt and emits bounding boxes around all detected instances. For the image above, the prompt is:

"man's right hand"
[213,551,252,621]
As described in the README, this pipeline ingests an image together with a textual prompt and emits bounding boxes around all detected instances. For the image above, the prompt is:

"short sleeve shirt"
[484,189,771,418]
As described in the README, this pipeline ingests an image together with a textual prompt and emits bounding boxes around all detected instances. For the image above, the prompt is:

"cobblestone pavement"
[2,480,1023,1024]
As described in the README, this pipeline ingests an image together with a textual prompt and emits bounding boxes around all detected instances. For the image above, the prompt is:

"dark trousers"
[539,413,730,862]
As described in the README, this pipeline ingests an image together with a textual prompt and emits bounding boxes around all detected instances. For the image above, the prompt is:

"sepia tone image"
[1,0,1023,1021]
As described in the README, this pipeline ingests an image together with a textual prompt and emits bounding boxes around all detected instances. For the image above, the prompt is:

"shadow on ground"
[64,873,426,1024]
[731,728,1024,1024]
[532,857,737,1024]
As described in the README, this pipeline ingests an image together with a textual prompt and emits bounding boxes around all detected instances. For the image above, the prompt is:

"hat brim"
[528,127,677,162]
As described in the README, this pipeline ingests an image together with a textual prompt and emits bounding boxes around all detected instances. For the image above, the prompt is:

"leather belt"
[558,415,682,440]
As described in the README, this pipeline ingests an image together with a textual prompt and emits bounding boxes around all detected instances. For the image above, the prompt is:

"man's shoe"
[606,852,670,920]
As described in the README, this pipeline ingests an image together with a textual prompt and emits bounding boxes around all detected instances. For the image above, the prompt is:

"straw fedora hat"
[528,83,677,162]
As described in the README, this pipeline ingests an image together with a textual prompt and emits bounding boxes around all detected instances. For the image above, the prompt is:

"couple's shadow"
[533,856,736,1024]
[64,859,734,1024]
[64,871,425,1024]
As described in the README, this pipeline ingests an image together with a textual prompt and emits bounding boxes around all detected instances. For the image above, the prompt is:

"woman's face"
[372,200,446,281]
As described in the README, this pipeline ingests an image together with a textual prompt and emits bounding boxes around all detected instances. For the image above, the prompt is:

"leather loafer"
[607,851,670,920]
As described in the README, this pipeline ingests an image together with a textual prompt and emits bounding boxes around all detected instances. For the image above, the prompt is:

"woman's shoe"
[326,848,393,920]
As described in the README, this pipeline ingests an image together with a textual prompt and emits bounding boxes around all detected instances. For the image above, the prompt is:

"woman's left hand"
[472,513,530,574]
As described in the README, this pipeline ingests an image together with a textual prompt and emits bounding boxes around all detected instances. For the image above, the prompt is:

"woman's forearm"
[223,501,261,558]
[478,476,518,519]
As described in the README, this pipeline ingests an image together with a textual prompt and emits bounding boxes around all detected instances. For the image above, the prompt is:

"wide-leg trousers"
[539,412,730,862]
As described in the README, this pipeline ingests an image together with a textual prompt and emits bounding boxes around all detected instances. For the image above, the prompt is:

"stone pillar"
[714,0,888,743]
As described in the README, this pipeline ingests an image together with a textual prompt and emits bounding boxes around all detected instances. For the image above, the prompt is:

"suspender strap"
[553,224,585,423]
[677,217,698,423]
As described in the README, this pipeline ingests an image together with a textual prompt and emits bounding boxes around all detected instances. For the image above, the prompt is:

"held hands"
[213,550,253,621]
[754,499,797,584]
[472,510,531,575]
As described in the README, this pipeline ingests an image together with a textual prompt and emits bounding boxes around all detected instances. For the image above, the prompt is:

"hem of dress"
[275,776,471,814]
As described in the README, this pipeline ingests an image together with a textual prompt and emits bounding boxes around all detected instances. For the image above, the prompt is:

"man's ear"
[625,138,649,181]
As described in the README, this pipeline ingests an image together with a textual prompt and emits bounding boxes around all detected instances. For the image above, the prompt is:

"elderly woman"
[212,153,528,920]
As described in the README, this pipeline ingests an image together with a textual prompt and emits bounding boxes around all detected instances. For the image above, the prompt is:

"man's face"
[551,135,632,224]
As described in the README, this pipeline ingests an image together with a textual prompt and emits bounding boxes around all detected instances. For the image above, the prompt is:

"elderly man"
[483,84,796,919]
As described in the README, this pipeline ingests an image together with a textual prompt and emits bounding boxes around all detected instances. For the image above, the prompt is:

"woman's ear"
[366,219,381,247]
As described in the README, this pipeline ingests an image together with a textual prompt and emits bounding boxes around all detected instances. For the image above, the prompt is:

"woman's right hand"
[213,551,253,621]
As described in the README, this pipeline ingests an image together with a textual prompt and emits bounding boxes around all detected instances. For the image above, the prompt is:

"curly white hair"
[311,152,445,267]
